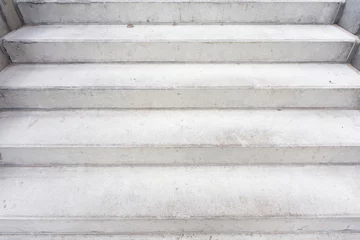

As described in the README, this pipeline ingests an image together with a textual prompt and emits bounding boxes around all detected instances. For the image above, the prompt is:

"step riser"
[4,41,354,63]
[1,88,360,109]
[1,147,359,165]
[2,0,359,236]
[0,217,359,234]
[17,1,342,25]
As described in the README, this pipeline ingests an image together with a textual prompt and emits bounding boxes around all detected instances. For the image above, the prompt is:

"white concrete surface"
[16,0,344,24]
[0,110,359,165]
[0,165,359,233]
[352,44,360,70]
[3,25,356,63]
[0,9,11,71]
[1,234,360,240]
[1,63,360,109]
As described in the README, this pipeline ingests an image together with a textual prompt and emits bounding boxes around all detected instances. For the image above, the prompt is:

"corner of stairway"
[1,0,360,239]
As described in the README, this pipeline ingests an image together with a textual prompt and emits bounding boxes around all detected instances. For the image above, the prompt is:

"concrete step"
[1,234,360,240]
[1,63,360,109]
[0,109,359,165]
[0,165,359,234]
[2,25,357,63]
[16,0,344,25]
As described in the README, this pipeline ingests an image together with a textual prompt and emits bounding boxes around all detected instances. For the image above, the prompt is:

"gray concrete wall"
[0,13,10,71]
[0,0,21,31]
[338,0,360,70]
[0,0,22,71]
[0,49,10,71]
[352,36,360,70]
[338,0,360,35]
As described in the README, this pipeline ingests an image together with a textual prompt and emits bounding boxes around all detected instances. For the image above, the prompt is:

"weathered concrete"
[353,48,360,70]
[16,0,344,24]
[352,35,360,70]
[0,0,22,30]
[0,166,360,233]
[1,63,360,109]
[3,25,356,63]
[0,13,9,37]
[0,7,11,71]
[0,49,9,72]
[338,0,360,71]
[338,0,360,35]
[0,110,359,165]
[1,234,360,240]
[0,0,359,237]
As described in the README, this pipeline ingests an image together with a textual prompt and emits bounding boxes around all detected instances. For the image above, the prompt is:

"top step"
[16,0,344,25]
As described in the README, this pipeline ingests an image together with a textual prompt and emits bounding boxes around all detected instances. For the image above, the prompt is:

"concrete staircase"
[0,0,360,239]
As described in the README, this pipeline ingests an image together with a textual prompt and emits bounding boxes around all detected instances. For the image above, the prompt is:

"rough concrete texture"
[1,63,360,109]
[0,49,9,72]
[16,0,343,24]
[1,0,360,237]
[1,234,360,240]
[0,6,11,71]
[352,43,360,70]
[338,0,360,35]
[0,0,22,30]
[0,166,360,233]
[0,14,9,37]
[3,25,356,63]
[0,110,359,165]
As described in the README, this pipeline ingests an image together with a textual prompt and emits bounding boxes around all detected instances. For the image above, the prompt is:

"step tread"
[0,234,359,240]
[0,110,359,147]
[1,64,360,89]
[3,25,355,42]
[0,165,359,218]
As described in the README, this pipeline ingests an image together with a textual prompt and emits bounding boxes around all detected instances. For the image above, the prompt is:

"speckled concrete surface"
[16,0,343,24]
[3,25,356,63]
